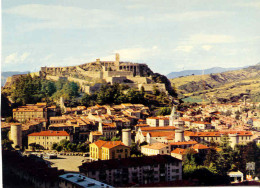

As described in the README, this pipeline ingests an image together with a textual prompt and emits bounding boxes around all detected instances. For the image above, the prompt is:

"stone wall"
[46,75,61,81]
[105,77,127,84]
[138,83,167,93]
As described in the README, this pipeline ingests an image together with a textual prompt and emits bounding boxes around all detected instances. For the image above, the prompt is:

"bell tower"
[115,53,120,67]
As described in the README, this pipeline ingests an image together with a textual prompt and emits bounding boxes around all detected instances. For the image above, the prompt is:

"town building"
[89,140,130,161]
[59,173,113,188]
[170,148,192,160]
[141,143,170,156]
[28,130,72,150]
[79,155,182,187]
[13,102,57,123]
[185,131,253,148]
[146,116,169,127]
[135,126,177,144]
[89,122,117,142]
[170,140,198,150]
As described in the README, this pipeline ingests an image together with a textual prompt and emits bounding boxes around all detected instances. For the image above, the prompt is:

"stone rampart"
[46,75,60,81]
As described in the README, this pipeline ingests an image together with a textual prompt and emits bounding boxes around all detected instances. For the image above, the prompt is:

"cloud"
[173,45,194,53]
[157,11,231,22]
[4,4,232,31]
[189,34,236,44]
[236,2,260,8]
[201,45,212,51]
[4,52,30,64]
[20,52,30,61]
[4,4,117,30]
[5,53,18,64]
[99,46,160,62]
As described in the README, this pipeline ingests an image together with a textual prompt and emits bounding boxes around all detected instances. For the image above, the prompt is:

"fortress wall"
[67,77,89,87]
[126,77,150,84]
[138,83,167,93]
[46,75,60,81]
[105,71,133,78]
[124,83,139,89]
[84,71,102,79]
[105,77,127,84]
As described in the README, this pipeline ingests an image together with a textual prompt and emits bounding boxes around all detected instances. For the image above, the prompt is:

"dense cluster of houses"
[2,100,260,186]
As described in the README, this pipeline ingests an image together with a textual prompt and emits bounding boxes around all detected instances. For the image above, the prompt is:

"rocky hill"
[170,63,260,103]
[1,71,29,87]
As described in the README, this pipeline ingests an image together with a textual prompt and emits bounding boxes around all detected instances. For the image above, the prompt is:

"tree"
[204,148,219,167]
[2,139,13,150]
[140,141,148,146]
[98,137,108,141]
[140,86,145,95]
[51,143,58,150]
[183,148,198,166]
[41,80,56,100]
[35,144,44,151]
[56,145,62,152]
[130,142,141,156]
[156,107,171,116]
[80,93,91,106]
[76,143,89,152]
[215,135,233,175]
[1,93,12,117]
[111,136,121,141]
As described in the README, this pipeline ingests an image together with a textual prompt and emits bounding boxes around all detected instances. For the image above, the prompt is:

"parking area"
[44,154,89,172]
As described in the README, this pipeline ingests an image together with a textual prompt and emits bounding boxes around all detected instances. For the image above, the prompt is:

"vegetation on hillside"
[183,137,260,185]
[171,64,260,103]
[2,74,173,112]
[2,74,80,106]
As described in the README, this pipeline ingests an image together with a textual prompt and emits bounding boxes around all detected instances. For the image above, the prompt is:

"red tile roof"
[170,141,198,146]
[171,148,186,155]
[140,126,177,131]
[92,140,106,147]
[92,140,128,149]
[28,130,69,136]
[191,144,209,150]
[188,131,252,137]
[148,131,174,138]
[102,141,127,149]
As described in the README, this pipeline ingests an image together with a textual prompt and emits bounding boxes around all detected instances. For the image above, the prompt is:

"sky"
[2,0,260,75]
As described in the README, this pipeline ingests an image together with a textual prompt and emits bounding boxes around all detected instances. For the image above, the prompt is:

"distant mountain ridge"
[1,71,29,87]
[167,66,245,79]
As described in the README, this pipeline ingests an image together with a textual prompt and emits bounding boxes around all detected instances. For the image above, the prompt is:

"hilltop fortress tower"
[39,53,168,94]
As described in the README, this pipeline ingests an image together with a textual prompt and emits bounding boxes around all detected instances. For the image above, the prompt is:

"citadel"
[39,53,167,94]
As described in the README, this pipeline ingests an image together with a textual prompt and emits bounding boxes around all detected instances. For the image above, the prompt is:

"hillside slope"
[1,71,29,86]
[167,66,244,79]
[170,64,260,102]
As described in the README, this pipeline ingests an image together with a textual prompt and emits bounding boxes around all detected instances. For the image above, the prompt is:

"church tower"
[115,53,120,67]
[170,105,177,126]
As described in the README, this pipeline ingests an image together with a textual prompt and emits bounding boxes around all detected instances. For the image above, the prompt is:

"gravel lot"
[45,154,88,172]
